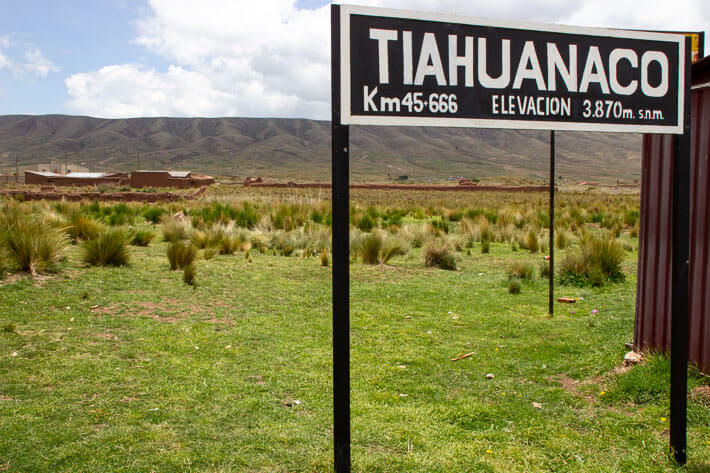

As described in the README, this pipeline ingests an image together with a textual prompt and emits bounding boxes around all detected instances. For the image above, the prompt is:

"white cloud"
[22,47,59,77]
[64,0,710,119]
[0,36,11,70]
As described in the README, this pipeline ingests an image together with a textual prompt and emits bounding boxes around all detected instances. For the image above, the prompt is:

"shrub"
[353,233,381,264]
[507,261,535,280]
[539,261,551,279]
[219,233,241,255]
[67,214,103,242]
[355,213,375,232]
[352,232,407,265]
[167,241,199,270]
[555,230,570,249]
[143,207,166,224]
[400,223,429,248]
[161,220,188,243]
[379,235,407,264]
[190,229,210,249]
[423,239,456,270]
[203,247,218,260]
[480,239,490,254]
[183,264,197,287]
[81,229,130,267]
[130,229,155,247]
[320,248,329,266]
[558,232,625,286]
[508,277,522,294]
[3,217,68,276]
[526,229,540,253]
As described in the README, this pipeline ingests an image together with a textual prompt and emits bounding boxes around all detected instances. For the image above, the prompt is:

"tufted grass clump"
[82,229,130,267]
[3,215,68,277]
[67,213,103,243]
[352,232,407,265]
[558,232,625,286]
[423,239,456,270]
[161,219,189,243]
[506,261,535,280]
[508,277,522,294]
[167,241,199,270]
[526,229,540,253]
[400,223,430,248]
[183,264,197,287]
[130,229,156,247]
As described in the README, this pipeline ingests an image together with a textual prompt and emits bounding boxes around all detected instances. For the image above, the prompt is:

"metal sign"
[339,5,686,133]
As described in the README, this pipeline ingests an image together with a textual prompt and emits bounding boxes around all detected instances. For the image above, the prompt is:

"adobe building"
[129,170,215,188]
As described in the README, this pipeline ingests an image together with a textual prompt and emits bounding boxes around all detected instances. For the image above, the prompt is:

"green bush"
[400,223,430,248]
[161,220,188,243]
[526,229,539,253]
[480,239,490,254]
[67,214,103,242]
[219,233,242,255]
[352,232,407,265]
[558,232,625,286]
[379,235,407,264]
[508,277,522,294]
[423,239,456,270]
[355,213,375,232]
[130,229,155,247]
[555,230,570,249]
[81,229,130,267]
[183,264,197,287]
[507,261,535,280]
[167,241,199,270]
[143,207,166,224]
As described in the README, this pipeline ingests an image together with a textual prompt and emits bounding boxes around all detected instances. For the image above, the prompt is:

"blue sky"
[0,2,160,114]
[1,0,707,119]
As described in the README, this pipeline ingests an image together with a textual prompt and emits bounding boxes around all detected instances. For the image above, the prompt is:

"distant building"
[25,171,128,186]
[129,170,215,188]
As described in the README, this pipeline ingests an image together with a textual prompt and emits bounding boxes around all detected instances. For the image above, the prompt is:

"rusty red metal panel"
[635,65,710,374]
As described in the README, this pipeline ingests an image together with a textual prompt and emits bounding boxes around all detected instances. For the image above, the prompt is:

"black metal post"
[669,35,692,465]
[331,5,351,473]
[548,130,555,315]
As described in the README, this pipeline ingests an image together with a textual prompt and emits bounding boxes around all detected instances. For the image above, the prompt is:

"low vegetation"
[81,229,131,267]
[2,188,702,472]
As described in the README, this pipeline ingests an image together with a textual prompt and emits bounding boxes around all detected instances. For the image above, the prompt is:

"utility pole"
[15,154,19,183]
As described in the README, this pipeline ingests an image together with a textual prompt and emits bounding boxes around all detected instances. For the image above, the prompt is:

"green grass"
[0,238,708,472]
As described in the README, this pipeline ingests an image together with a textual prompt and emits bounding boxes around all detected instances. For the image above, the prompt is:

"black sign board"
[331,5,693,472]
[338,5,686,133]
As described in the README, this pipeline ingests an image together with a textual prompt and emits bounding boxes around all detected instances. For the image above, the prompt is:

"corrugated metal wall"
[635,57,710,373]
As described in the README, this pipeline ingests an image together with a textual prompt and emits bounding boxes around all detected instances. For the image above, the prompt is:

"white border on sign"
[339,4,686,134]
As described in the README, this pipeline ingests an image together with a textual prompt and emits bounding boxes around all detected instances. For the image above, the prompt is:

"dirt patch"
[202,316,235,326]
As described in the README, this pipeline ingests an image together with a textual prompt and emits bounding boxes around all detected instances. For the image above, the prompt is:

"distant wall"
[130,171,215,188]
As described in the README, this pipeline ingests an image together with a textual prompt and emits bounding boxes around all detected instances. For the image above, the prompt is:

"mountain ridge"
[0,114,641,182]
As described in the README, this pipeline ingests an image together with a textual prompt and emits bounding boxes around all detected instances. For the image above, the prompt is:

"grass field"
[0,190,708,472]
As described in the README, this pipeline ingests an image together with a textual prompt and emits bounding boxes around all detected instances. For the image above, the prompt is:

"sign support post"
[669,35,691,465]
[331,5,351,473]
[549,131,555,315]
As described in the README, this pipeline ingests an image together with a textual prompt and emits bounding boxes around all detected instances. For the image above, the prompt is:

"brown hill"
[0,115,641,182]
